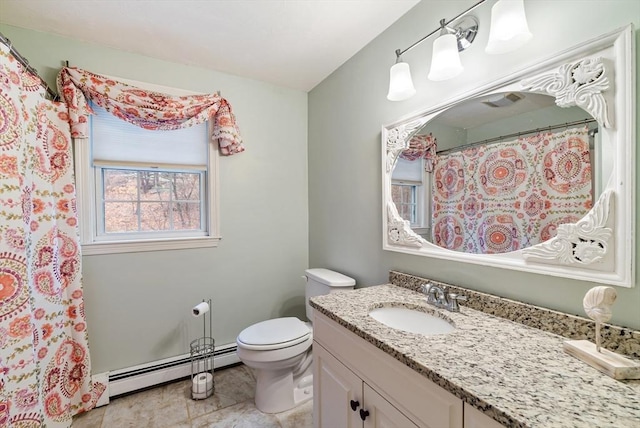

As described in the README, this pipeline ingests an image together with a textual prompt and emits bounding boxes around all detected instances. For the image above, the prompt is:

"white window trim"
[74,76,221,255]
[391,158,433,231]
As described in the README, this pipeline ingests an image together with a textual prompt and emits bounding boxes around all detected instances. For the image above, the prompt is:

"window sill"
[81,236,221,255]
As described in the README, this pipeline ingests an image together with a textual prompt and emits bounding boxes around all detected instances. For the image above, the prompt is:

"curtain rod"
[395,0,486,59]
[436,118,598,156]
[0,31,59,101]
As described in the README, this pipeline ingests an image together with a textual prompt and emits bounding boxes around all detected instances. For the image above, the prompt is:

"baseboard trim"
[105,342,239,399]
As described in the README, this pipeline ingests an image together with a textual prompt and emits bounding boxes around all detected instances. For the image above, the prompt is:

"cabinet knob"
[350,400,359,411]
[359,409,370,421]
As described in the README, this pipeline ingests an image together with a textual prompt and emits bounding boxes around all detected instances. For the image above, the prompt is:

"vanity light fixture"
[485,0,533,54]
[387,0,533,101]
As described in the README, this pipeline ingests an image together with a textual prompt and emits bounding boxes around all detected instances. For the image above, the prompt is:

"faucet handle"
[447,293,467,312]
[419,283,431,294]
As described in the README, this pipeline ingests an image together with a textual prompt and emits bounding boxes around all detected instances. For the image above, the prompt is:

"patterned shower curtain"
[432,127,592,253]
[0,45,101,427]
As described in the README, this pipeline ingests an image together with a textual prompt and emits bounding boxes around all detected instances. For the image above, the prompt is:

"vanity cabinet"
[463,404,505,428]
[315,342,418,427]
[313,311,464,428]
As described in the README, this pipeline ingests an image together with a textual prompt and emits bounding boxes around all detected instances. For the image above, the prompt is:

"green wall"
[0,25,309,373]
[308,0,640,329]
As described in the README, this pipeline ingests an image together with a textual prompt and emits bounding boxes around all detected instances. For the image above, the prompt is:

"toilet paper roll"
[192,301,210,317]
[192,372,213,399]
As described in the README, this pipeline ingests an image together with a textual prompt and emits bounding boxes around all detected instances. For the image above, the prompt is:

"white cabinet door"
[363,383,418,428]
[464,404,505,428]
[314,343,362,428]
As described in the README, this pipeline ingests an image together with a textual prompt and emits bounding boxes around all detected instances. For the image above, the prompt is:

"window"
[391,157,430,236]
[75,82,220,255]
[99,168,204,235]
[391,183,418,225]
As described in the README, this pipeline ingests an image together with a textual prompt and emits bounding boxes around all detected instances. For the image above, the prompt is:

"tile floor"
[72,364,313,428]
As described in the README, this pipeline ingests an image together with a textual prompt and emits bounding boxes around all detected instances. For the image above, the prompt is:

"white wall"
[0,25,309,373]
[308,0,640,329]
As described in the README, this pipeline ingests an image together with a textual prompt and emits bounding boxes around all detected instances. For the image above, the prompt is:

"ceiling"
[434,92,558,129]
[0,0,420,92]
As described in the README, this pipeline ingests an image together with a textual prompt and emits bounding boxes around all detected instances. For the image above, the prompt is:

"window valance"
[56,67,244,155]
[399,133,437,172]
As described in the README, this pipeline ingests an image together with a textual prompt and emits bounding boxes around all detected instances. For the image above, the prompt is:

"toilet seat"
[237,317,311,351]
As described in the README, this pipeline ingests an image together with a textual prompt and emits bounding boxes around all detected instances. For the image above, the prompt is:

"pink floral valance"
[400,133,437,172]
[56,67,244,155]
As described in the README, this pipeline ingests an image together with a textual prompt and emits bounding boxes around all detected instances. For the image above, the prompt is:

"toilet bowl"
[236,268,355,414]
[236,317,313,413]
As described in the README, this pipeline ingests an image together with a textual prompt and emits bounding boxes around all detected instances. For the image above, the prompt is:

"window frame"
[95,166,208,240]
[74,77,221,255]
[391,182,419,225]
[391,158,431,236]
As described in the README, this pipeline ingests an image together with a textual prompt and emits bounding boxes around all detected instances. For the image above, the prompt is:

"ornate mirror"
[382,25,635,287]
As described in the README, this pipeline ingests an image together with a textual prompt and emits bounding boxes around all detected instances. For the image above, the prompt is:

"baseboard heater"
[97,342,240,403]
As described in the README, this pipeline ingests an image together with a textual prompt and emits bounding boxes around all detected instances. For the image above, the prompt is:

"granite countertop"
[310,284,640,428]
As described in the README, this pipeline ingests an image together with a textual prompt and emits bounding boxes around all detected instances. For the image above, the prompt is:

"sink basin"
[369,307,455,336]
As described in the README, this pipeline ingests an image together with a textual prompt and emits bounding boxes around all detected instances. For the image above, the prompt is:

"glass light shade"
[485,0,533,55]
[387,62,416,101]
[427,33,463,81]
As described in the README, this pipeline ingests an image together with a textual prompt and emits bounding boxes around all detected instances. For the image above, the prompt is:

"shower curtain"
[432,127,592,253]
[0,44,100,427]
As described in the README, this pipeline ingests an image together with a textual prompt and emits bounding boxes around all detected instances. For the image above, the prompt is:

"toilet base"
[253,361,313,414]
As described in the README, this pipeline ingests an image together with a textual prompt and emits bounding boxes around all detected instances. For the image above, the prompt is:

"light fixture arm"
[393,0,486,59]
[439,19,452,35]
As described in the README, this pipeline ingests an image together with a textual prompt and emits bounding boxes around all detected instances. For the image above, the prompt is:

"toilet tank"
[304,268,355,321]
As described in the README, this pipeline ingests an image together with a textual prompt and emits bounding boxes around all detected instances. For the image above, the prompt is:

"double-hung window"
[75,81,220,255]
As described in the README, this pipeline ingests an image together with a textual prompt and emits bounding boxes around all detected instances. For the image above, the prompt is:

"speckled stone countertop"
[310,284,640,428]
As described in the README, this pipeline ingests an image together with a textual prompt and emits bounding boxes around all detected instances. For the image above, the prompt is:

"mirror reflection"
[391,92,599,254]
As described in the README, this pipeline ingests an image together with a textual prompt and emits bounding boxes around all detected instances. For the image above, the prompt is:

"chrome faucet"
[419,283,467,312]
[420,283,447,308]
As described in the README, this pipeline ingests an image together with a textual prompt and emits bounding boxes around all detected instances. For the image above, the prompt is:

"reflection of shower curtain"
[0,45,101,426]
[432,127,592,253]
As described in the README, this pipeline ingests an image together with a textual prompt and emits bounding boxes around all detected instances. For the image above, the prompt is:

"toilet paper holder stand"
[190,298,215,400]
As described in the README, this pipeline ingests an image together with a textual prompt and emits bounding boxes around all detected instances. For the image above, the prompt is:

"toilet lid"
[237,317,311,348]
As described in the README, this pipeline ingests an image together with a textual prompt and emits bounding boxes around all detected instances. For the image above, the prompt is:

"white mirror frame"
[382,25,635,287]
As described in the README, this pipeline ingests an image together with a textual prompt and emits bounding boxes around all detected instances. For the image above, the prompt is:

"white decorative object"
[385,120,426,173]
[583,286,617,351]
[381,25,635,287]
[387,203,425,248]
[522,190,613,266]
[521,57,611,128]
[563,286,640,380]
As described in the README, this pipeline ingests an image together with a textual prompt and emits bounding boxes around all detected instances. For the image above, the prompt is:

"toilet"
[236,268,355,414]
